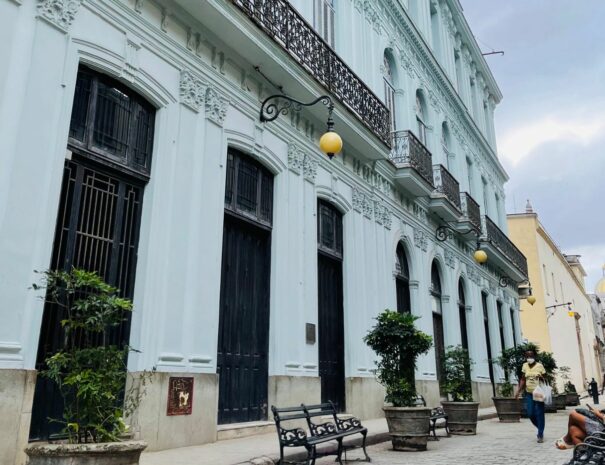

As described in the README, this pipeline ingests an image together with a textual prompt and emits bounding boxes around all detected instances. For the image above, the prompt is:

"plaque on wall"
[167,377,194,416]
[306,323,316,344]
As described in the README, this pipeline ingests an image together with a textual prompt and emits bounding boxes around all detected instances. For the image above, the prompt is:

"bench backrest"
[414,394,427,407]
[301,402,338,437]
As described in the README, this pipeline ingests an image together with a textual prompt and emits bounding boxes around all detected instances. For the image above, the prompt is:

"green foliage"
[364,310,432,407]
[443,345,474,402]
[498,380,514,398]
[33,269,151,443]
[494,342,557,385]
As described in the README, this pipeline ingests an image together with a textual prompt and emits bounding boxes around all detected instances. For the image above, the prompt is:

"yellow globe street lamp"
[473,249,487,264]
[259,94,342,159]
[527,295,536,305]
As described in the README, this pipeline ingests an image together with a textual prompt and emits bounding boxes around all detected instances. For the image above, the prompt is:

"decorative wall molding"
[444,248,456,269]
[374,198,392,229]
[288,144,304,174]
[37,0,83,32]
[303,153,318,183]
[413,228,429,252]
[205,87,229,125]
[179,69,206,112]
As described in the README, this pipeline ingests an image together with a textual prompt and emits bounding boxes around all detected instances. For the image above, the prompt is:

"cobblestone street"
[317,411,574,465]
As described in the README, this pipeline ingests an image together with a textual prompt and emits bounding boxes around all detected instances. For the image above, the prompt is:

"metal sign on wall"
[167,377,194,416]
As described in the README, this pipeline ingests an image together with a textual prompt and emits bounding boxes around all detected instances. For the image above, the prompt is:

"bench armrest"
[278,427,308,447]
[336,416,363,431]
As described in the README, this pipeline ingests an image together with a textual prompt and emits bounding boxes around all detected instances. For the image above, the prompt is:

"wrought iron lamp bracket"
[435,223,477,242]
[499,275,516,288]
[260,94,335,129]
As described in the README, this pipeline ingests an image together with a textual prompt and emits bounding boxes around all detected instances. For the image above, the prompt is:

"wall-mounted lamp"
[473,248,488,264]
[260,94,342,159]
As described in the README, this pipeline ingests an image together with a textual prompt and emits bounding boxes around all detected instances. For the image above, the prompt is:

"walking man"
[590,378,599,405]
[516,350,546,442]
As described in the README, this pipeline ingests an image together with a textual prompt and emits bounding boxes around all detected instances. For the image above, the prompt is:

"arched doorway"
[458,279,469,351]
[395,243,411,314]
[30,65,155,440]
[217,149,274,424]
[430,261,446,395]
[317,200,345,411]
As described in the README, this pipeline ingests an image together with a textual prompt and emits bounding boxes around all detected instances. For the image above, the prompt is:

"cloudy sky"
[461,0,605,293]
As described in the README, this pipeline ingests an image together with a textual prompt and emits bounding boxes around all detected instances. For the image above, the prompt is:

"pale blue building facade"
[0,0,527,462]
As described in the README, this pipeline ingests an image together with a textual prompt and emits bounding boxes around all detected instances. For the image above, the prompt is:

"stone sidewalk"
[313,409,575,465]
[140,407,499,465]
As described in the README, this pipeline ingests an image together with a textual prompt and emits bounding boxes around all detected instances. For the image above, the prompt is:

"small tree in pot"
[441,345,480,435]
[364,310,432,451]
[494,342,558,420]
[25,269,150,465]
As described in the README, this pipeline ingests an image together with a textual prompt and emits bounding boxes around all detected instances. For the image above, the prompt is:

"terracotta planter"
[566,392,580,406]
[25,440,147,465]
[555,394,567,410]
[383,406,431,451]
[492,397,522,423]
[441,401,480,435]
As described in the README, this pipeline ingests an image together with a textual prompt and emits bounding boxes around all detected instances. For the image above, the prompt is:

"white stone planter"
[25,440,147,465]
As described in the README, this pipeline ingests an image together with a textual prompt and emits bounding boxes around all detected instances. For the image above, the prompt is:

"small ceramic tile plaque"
[167,377,194,415]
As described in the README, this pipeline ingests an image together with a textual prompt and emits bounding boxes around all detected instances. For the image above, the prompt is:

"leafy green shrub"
[364,310,432,407]
[498,380,514,398]
[443,345,474,402]
[495,342,557,386]
[33,269,151,443]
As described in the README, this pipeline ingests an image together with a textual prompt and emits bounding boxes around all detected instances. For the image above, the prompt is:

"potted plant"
[492,380,522,422]
[364,310,432,451]
[560,366,580,406]
[441,345,480,434]
[25,269,150,465]
[494,343,557,420]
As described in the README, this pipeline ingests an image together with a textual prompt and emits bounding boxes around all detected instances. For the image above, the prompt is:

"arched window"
[458,279,468,350]
[383,52,397,132]
[441,121,452,170]
[415,91,428,145]
[431,261,445,393]
[313,0,335,47]
[430,2,441,60]
[395,243,411,314]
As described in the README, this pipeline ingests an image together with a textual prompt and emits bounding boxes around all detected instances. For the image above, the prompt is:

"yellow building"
[508,202,600,391]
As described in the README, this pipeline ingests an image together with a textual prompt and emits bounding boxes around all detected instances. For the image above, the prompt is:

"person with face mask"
[515,350,546,442]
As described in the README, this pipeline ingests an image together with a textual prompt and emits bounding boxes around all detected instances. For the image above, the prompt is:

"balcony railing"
[433,164,461,211]
[460,192,481,232]
[232,0,391,147]
[483,215,529,277]
[390,130,434,187]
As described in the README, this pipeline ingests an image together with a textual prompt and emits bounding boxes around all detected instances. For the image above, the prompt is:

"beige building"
[508,203,601,391]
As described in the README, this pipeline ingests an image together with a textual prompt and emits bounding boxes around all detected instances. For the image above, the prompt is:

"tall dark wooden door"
[217,214,271,424]
[30,66,154,440]
[318,253,345,411]
[30,160,144,440]
[217,149,273,425]
[317,201,345,412]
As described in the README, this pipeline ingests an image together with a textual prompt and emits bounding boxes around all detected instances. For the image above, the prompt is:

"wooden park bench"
[271,401,371,465]
[415,394,450,440]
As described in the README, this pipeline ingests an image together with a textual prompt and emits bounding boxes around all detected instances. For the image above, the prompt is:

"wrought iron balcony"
[483,215,529,278]
[232,0,391,147]
[432,165,461,211]
[389,130,434,188]
[460,192,481,233]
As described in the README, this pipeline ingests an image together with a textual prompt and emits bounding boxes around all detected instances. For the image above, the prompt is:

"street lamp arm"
[260,94,334,123]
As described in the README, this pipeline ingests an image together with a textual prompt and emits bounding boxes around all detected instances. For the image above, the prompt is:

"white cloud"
[498,116,605,165]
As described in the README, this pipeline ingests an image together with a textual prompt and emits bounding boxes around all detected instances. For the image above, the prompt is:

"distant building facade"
[0,0,526,463]
[508,205,601,392]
